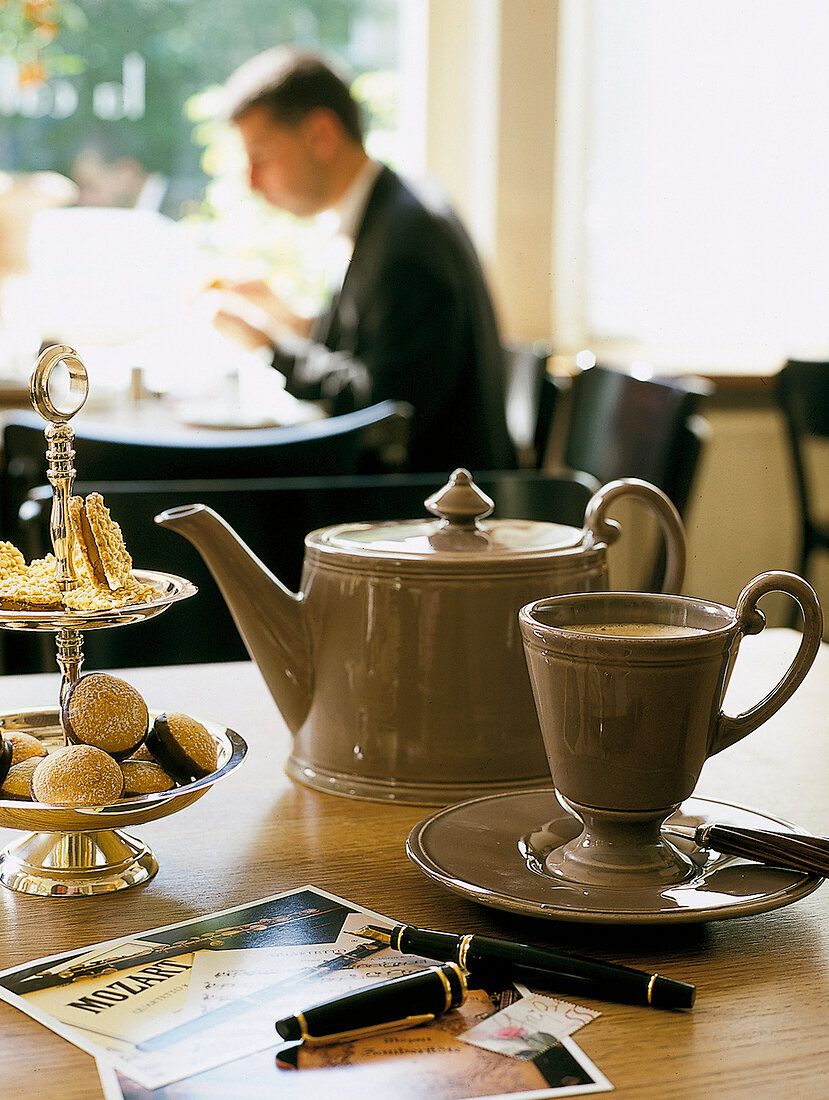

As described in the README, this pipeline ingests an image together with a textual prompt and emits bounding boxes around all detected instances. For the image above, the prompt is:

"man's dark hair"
[223,48,363,144]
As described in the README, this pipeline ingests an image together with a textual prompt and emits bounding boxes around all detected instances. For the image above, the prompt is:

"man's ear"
[302,107,346,161]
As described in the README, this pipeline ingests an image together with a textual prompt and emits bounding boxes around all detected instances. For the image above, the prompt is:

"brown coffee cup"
[518,571,823,886]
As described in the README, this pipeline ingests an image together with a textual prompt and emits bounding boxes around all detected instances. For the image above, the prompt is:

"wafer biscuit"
[70,492,133,590]
[62,575,160,612]
[0,562,63,610]
[0,541,26,578]
[0,495,160,612]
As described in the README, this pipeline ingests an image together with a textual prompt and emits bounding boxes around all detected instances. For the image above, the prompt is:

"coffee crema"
[566,622,709,638]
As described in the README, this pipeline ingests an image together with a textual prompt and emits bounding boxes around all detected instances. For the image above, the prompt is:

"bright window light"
[578,0,829,360]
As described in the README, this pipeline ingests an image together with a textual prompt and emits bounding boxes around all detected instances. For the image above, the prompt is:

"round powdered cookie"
[146,713,218,783]
[62,673,148,760]
[6,730,48,767]
[120,759,176,796]
[1,757,41,801]
[31,744,124,807]
[31,745,125,807]
[0,737,13,785]
[127,743,158,763]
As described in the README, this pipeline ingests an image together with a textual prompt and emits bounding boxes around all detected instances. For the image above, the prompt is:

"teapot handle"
[583,478,687,593]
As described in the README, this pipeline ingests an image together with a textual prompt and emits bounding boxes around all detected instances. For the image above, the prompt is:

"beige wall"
[681,406,828,634]
[423,0,558,341]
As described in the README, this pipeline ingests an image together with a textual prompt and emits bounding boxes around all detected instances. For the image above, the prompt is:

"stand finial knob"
[30,344,89,423]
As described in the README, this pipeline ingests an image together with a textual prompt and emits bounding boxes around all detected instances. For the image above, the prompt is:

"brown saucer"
[406,791,823,924]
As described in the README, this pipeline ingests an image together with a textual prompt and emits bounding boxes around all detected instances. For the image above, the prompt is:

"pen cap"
[649,974,696,1010]
[276,962,468,1044]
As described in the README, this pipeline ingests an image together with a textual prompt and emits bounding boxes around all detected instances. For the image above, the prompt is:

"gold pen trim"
[647,973,658,1005]
[434,962,455,1010]
[457,934,474,971]
[298,1011,437,1045]
[355,924,394,946]
[442,962,468,1002]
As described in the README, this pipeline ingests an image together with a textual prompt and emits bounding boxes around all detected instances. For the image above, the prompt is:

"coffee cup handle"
[710,570,823,755]
[583,477,686,593]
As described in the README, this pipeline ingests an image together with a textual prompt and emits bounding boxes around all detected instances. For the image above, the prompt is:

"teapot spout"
[155,504,313,733]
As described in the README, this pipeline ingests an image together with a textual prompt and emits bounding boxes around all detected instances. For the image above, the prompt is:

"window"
[1,0,400,215]
[0,0,403,346]
[556,0,829,363]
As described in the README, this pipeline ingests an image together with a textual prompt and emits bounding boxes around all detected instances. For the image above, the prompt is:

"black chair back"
[534,372,565,472]
[502,340,554,468]
[1,400,413,540]
[776,359,829,586]
[11,468,599,672]
[561,364,712,517]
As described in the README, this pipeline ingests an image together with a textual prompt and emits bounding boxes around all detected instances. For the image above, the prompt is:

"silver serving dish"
[0,707,247,897]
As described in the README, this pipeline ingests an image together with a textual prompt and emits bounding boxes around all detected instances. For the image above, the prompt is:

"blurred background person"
[70,131,169,213]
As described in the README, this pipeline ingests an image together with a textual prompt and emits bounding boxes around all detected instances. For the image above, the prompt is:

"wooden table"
[0,628,826,1098]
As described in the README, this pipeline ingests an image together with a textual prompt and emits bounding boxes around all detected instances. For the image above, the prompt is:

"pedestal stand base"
[0,828,158,896]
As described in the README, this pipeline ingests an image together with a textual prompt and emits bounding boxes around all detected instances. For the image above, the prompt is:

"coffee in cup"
[565,622,707,638]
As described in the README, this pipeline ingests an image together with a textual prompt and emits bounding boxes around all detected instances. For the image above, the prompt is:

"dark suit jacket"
[272,166,516,473]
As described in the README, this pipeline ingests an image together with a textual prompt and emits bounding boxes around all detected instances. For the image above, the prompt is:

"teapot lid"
[308,469,585,563]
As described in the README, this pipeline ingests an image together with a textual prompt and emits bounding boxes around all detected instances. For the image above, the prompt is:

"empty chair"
[13,467,600,672]
[776,359,829,592]
[558,364,712,517]
[502,339,555,468]
[0,400,413,541]
[533,371,566,472]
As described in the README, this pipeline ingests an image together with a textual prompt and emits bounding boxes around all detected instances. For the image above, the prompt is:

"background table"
[0,628,826,1098]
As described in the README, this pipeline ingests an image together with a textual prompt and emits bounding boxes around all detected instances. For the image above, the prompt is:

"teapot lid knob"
[424,468,495,527]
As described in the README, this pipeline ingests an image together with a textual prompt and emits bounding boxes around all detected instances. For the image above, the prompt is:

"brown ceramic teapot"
[156,470,685,804]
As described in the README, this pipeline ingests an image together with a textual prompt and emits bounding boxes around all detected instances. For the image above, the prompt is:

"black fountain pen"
[358,924,695,1011]
[275,962,467,1044]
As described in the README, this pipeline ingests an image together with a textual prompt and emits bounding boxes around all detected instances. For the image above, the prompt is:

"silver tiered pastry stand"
[0,346,246,897]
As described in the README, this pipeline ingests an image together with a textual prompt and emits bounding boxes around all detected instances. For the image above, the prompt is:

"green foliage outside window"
[0,0,398,307]
[0,0,84,86]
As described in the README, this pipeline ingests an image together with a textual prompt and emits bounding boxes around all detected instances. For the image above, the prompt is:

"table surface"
[0,628,826,1099]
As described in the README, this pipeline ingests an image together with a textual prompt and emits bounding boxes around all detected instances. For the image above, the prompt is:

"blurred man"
[71,134,168,212]
[214,48,516,473]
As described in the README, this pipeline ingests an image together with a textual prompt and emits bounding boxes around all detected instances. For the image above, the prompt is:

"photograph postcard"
[97,987,612,1100]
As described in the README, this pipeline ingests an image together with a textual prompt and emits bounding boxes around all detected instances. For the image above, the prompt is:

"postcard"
[0,885,611,1098]
[0,886,396,1088]
[97,991,611,1100]
[460,993,602,1054]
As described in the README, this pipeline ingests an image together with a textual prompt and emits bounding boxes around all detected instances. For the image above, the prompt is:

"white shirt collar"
[332,158,383,243]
